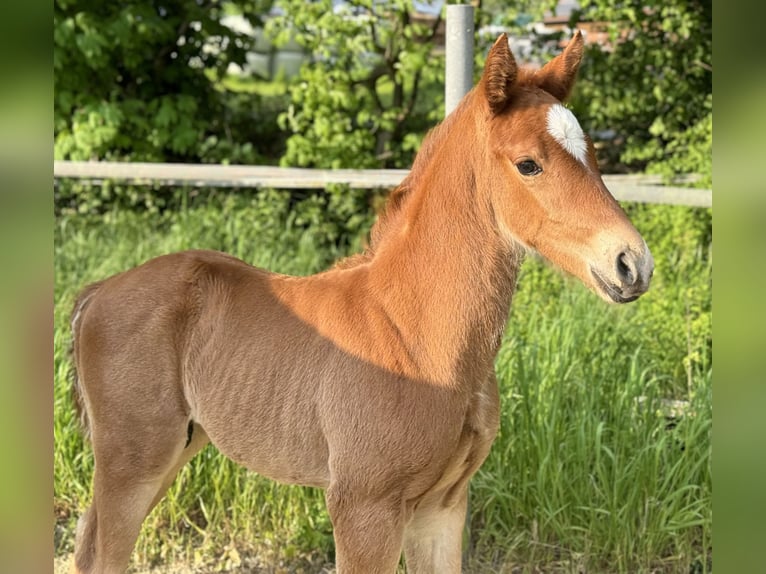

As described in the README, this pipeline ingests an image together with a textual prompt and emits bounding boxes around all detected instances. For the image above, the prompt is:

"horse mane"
[333,108,463,270]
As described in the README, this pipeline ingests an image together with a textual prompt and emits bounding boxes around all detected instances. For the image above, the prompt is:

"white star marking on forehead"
[546,104,588,165]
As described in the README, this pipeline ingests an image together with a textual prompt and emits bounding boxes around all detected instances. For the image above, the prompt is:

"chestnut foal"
[69,33,653,573]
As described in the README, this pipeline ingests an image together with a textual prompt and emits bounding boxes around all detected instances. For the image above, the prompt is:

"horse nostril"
[616,251,636,286]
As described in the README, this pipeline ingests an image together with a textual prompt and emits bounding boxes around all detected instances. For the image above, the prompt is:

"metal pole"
[445,4,475,117]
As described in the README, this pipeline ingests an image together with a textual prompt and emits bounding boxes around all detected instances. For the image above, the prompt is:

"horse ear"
[535,31,584,102]
[535,30,584,102]
[482,34,518,115]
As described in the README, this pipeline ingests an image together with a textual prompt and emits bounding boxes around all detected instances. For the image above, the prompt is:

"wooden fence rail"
[53,161,712,208]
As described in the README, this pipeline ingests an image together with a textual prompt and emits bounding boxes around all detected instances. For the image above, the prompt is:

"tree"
[570,0,712,185]
[54,0,274,164]
[267,0,445,170]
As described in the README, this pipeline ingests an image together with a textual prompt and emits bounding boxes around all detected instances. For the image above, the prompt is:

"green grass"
[54,191,712,572]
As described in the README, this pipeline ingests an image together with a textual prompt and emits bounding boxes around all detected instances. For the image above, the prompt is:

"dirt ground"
[55,555,213,574]
[54,554,339,574]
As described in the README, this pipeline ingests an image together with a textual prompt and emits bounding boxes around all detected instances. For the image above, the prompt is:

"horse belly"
[185,340,331,488]
[195,381,331,487]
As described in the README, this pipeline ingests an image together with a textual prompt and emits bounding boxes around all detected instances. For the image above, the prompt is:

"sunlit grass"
[53,192,711,572]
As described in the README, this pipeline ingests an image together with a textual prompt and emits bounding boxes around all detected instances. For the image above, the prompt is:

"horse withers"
[68,32,653,573]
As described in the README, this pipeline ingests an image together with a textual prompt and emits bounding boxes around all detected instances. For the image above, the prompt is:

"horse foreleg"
[403,487,468,574]
[326,484,407,573]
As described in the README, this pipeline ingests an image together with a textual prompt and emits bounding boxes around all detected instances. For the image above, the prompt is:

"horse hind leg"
[72,473,166,574]
[71,353,209,574]
[72,417,209,574]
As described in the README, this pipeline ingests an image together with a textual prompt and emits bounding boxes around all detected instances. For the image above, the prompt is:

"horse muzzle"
[590,244,654,304]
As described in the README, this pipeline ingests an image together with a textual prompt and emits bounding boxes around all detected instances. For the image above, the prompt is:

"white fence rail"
[54,161,712,208]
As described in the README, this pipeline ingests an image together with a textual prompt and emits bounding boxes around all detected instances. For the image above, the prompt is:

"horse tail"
[69,281,104,441]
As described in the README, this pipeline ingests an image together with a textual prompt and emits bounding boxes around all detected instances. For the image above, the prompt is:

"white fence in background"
[54,161,711,208]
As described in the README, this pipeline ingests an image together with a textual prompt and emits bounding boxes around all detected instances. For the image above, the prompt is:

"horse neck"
[368,101,524,386]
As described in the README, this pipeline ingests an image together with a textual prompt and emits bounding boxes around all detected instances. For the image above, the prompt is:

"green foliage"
[268,0,445,169]
[53,0,712,186]
[621,204,712,388]
[287,184,381,255]
[243,0,451,256]
[54,0,279,165]
[55,184,379,265]
[571,0,712,184]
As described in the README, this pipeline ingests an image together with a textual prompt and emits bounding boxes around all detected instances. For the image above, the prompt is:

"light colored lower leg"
[403,490,468,574]
[327,486,406,574]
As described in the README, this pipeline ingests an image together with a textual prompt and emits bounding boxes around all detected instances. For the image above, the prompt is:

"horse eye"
[516,160,542,176]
